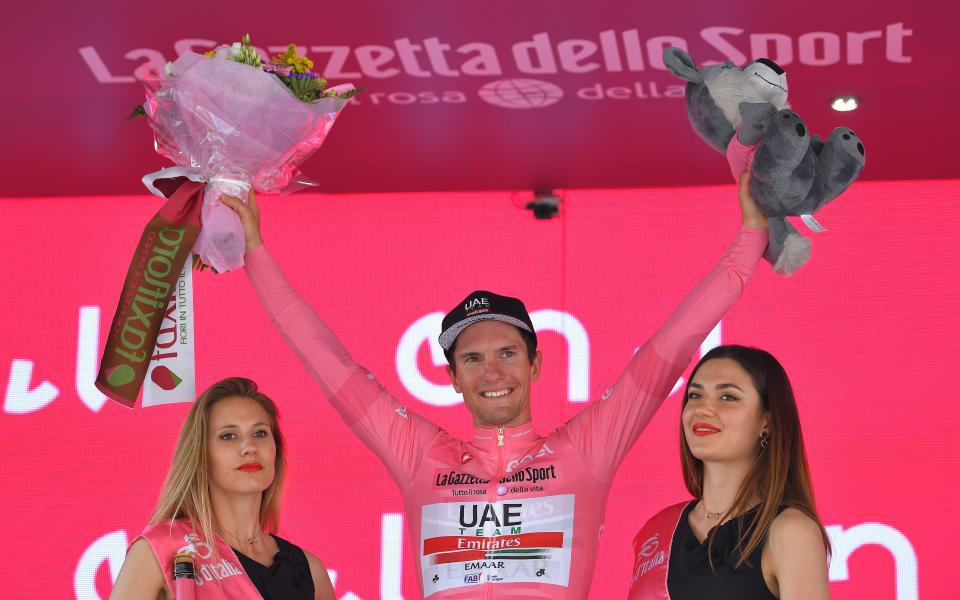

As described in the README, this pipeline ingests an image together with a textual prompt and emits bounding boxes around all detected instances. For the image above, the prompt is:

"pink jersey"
[137,520,262,599]
[727,132,758,183]
[245,227,766,599]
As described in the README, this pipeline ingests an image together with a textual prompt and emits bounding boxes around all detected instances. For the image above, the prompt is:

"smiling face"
[207,395,277,498]
[446,320,542,428]
[682,358,769,465]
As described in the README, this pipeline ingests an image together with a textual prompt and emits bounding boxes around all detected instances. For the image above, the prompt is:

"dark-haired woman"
[628,346,830,600]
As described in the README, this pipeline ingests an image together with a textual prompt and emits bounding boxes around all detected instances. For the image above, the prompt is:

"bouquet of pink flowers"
[97,35,359,408]
[142,34,360,272]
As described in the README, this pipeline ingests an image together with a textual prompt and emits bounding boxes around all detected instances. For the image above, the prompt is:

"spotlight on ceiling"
[831,96,859,112]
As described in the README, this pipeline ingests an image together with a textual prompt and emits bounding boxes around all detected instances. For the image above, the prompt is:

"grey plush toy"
[663,47,865,274]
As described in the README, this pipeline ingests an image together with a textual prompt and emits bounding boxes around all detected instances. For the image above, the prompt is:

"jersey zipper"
[483,426,506,600]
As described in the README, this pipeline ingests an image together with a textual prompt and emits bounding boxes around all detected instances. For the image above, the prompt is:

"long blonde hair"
[150,377,286,548]
[680,345,830,568]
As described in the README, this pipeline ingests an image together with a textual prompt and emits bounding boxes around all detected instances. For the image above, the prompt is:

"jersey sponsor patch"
[420,494,574,594]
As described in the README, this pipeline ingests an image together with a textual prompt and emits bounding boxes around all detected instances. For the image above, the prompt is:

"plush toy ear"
[737,102,778,145]
[663,48,703,84]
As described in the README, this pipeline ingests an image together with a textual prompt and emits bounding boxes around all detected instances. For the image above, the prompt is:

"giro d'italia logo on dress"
[637,533,658,558]
[478,79,564,109]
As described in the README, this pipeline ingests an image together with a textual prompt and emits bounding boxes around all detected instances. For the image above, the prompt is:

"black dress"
[233,535,315,600]
[667,501,782,600]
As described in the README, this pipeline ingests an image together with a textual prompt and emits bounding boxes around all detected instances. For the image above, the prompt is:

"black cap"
[439,290,537,351]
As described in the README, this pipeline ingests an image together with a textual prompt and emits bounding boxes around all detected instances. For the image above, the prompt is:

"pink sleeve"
[244,245,441,488]
[726,134,758,182]
[563,226,768,481]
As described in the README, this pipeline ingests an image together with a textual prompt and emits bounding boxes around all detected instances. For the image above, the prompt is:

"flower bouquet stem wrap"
[95,177,205,407]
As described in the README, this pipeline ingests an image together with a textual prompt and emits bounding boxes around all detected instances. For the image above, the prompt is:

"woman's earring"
[760,431,769,449]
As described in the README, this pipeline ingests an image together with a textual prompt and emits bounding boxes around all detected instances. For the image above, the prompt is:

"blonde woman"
[111,377,334,599]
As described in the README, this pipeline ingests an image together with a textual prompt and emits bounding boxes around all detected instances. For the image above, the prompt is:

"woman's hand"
[739,171,768,230]
[220,187,263,254]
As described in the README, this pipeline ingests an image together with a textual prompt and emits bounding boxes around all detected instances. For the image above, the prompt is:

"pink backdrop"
[2,179,955,599]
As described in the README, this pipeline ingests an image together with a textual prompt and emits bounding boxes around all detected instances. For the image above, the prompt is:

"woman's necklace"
[700,499,728,520]
[218,527,261,546]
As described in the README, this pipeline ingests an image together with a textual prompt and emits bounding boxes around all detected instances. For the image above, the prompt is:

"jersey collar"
[473,422,537,448]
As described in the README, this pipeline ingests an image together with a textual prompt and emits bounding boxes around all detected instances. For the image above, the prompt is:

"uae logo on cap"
[464,298,489,311]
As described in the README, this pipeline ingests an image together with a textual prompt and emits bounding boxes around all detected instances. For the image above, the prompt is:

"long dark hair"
[680,345,830,567]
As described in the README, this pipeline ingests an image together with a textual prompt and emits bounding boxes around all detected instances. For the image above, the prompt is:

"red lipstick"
[691,423,721,437]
